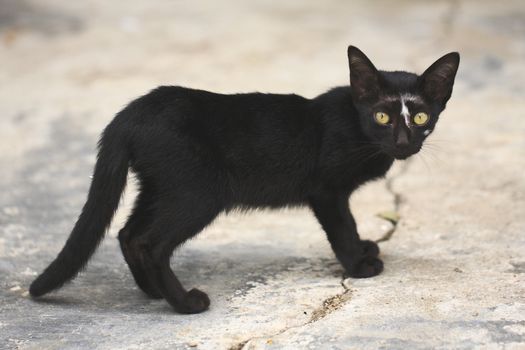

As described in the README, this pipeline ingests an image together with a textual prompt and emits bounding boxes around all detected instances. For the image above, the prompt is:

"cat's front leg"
[309,193,383,278]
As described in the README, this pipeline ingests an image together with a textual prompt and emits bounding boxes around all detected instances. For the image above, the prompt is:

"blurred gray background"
[1,1,524,349]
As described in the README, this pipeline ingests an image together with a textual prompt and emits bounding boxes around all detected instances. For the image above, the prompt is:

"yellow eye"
[413,112,429,125]
[374,112,390,125]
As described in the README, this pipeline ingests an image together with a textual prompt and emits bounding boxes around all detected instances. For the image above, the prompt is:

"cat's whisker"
[420,147,443,166]
[415,152,433,173]
[351,149,385,169]
[424,139,451,148]
[423,142,446,152]
[422,144,444,161]
[348,144,382,162]
[425,137,451,143]
[350,146,379,159]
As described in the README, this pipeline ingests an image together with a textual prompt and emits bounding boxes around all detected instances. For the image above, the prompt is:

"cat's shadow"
[28,249,417,315]
[28,247,343,315]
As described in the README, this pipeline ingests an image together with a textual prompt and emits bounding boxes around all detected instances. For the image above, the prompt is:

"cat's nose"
[395,128,410,147]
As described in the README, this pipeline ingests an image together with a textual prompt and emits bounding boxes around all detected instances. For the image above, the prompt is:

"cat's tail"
[29,124,129,297]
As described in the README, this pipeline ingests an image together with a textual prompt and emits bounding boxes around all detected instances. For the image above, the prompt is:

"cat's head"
[348,46,459,160]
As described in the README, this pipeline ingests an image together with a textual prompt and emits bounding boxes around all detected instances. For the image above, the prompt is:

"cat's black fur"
[30,46,459,313]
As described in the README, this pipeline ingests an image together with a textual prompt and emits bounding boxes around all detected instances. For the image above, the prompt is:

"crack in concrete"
[230,162,413,349]
[308,279,352,323]
[229,279,352,350]
[376,160,411,243]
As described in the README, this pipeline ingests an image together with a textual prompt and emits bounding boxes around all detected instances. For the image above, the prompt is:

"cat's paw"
[359,240,380,257]
[181,288,210,314]
[347,256,384,278]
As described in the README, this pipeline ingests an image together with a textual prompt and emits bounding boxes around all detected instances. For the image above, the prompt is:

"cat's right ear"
[348,46,380,103]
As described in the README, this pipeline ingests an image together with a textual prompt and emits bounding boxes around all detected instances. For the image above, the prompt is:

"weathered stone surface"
[1,0,523,349]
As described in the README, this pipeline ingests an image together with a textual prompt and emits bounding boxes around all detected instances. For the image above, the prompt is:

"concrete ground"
[1,0,524,349]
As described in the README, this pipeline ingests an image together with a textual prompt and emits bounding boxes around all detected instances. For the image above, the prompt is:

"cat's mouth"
[392,153,412,160]
[389,147,418,160]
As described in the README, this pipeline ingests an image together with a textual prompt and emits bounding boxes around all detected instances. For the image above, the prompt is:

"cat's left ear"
[419,52,460,106]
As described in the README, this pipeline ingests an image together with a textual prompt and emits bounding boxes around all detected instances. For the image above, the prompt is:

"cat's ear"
[419,52,460,106]
[348,46,380,102]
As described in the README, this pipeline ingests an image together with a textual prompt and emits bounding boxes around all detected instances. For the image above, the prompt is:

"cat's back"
[119,85,316,142]
[125,85,307,115]
[115,86,320,205]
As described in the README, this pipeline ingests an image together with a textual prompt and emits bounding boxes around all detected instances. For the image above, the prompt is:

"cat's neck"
[312,85,381,149]
[311,86,395,191]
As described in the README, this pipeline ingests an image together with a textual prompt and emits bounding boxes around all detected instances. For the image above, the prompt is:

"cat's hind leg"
[118,190,163,299]
[139,196,221,314]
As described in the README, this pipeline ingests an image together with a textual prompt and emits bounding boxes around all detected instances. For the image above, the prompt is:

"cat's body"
[30,46,459,314]
[128,85,392,207]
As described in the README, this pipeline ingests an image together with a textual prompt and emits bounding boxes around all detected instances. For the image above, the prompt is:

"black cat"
[30,46,459,314]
